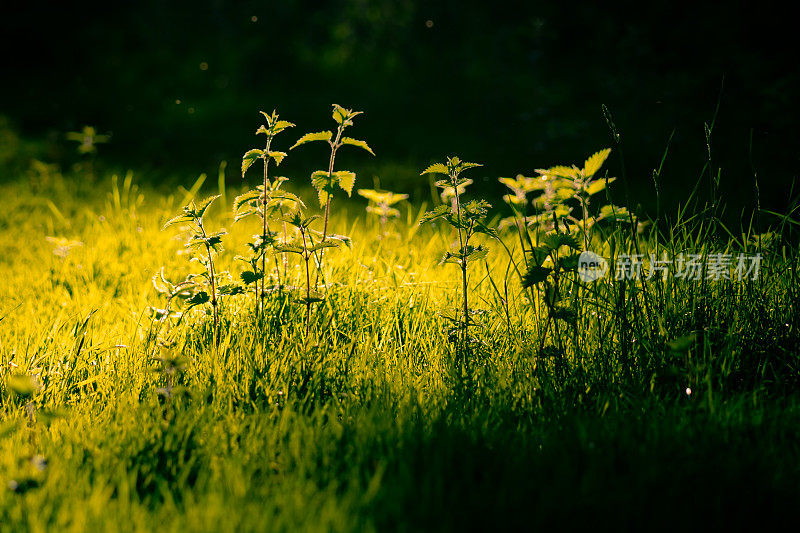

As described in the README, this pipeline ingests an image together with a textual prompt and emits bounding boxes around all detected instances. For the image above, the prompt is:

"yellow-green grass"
[0,171,799,531]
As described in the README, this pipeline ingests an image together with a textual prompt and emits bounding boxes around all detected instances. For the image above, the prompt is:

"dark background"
[1,0,798,218]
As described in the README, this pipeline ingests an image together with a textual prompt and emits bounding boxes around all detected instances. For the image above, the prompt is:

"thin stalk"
[198,220,219,347]
[300,227,312,337]
[315,125,345,288]
[261,137,273,316]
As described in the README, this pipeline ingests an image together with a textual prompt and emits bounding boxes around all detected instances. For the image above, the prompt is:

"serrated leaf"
[333,170,356,196]
[340,137,374,155]
[545,165,579,179]
[586,177,616,196]
[274,243,305,255]
[301,214,321,227]
[310,231,352,248]
[558,252,581,271]
[332,104,348,124]
[309,240,340,252]
[242,149,264,177]
[522,265,552,287]
[598,204,631,222]
[255,125,270,135]
[541,233,579,251]
[218,284,244,296]
[163,213,194,229]
[583,148,611,178]
[419,204,451,224]
[291,131,332,150]
[272,120,295,133]
[421,163,449,176]
[259,111,274,126]
[527,246,550,267]
[240,271,264,284]
[457,161,482,172]
[186,291,209,307]
[466,245,489,262]
[474,222,499,240]
[268,151,288,166]
[233,189,262,210]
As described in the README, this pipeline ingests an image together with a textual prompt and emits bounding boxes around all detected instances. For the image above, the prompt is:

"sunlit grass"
[0,166,799,531]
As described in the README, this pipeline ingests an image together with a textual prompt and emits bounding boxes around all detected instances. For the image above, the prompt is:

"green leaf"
[583,148,611,178]
[194,195,220,219]
[333,170,356,196]
[474,222,499,240]
[598,204,631,222]
[163,213,194,229]
[332,104,348,124]
[242,149,264,177]
[331,104,362,125]
[218,284,244,296]
[419,204,451,224]
[586,177,616,196]
[522,265,551,287]
[291,131,333,150]
[272,120,295,133]
[340,137,374,155]
[457,161,482,172]
[527,246,550,267]
[274,243,305,255]
[421,163,449,176]
[301,214,321,227]
[541,233,579,251]
[233,189,262,210]
[240,271,264,285]
[311,170,336,207]
[558,252,581,271]
[268,151,288,166]
[186,291,209,307]
[297,294,325,305]
[544,165,579,179]
[466,245,489,262]
[309,240,340,252]
[255,125,270,136]
[463,199,491,218]
[259,111,274,126]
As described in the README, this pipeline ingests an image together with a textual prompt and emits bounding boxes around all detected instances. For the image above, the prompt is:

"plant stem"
[261,137,273,317]
[451,173,468,344]
[198,220,219,347]
[315,125,344,288]
[301,227,312,337]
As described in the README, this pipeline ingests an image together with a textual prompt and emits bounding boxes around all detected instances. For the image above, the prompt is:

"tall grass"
[0,159,798,530]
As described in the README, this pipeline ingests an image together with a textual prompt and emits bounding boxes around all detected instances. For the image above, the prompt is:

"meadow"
[1,108,799,531]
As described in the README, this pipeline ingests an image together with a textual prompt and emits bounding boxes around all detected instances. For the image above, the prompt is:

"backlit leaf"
[421,163,449,176]
[583,148,611,178]
[242,149,264,177]
[340,137,374,155]
[291,131,332,150]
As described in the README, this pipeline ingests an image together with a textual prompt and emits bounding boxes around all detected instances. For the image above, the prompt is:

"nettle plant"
[272,209,338,337]
[420,157,498,344]
[499,149,631,351]
[357,188,409,236]
[236,110,304,314]
[502,148,627,245]
[159,195,234,347]
[289,104,374,278]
